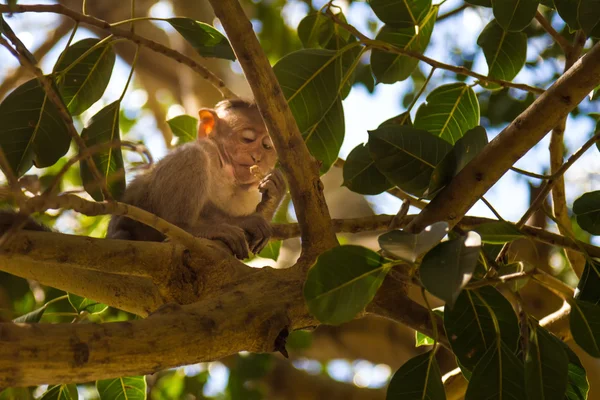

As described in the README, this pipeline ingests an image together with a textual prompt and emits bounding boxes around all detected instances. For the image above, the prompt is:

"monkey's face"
[219,111,277,186]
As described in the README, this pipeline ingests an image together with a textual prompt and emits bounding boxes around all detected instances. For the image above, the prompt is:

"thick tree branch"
[0,4,236,98]
[207,0,338,260]
[407,42,600,232]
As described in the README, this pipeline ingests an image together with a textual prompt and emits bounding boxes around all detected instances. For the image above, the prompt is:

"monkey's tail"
[0,211,50,233]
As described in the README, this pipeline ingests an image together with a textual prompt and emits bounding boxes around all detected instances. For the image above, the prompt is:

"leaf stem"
[110,16,169,28]
[120,45,140,101]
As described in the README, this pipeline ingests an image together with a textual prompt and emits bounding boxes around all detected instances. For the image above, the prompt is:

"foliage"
[0,0,600,398]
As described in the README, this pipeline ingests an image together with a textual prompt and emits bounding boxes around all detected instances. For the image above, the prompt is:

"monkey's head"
[198,99,277,186]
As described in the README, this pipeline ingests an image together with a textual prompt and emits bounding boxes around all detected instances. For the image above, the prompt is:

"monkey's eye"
[263,137,273,150]
[241,129,256,143]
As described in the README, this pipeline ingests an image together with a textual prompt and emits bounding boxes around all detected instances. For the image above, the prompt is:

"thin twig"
[325,8,545,95]
[0,4,237,98]
[437,4,470,21]
[535,11,571,54]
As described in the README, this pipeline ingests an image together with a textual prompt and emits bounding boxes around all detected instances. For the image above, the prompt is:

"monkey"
[107,99,286,259]
[0,99,285,260]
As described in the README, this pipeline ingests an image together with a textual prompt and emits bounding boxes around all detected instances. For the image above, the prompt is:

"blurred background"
[1,0,599,398]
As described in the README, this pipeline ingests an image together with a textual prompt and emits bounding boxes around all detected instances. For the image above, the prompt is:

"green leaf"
[54,38,116,116]
[13,305,46,323]
[428,126,488,197]
[69,293,108,314]
[562,342,590,400]
[274,49,344,132]
[554,0,600,38]
[415,331,436,347]
[492,0,539,31]
[444,287,520,370]
[414,83,480,144]
[368,0,432,28]
[386,351,446,400]
[576,259,600,304]
[343,143,393,195]
[258,240,281,261]
[570,299,600,357]
[477,20,527,84]
[97,376,147,400]
[167,114,198,144]
[420,232,482,307]
[379,111,413,128]
[40,385,77,400]
[368,125,452,196]
[573,191,600,235]
[525,325,569,400]
[297,12,334,48]
[465,341,526,400]
[167,18,235,60]
[80,101,125,201]
[379,221,449,263]
[472,221,524,244]
[370,7,438,84]
[304,245,389,325]
[303,98,344,174]
[0,78,71,177]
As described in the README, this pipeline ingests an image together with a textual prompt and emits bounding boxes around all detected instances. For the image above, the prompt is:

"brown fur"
[107,99,284,259]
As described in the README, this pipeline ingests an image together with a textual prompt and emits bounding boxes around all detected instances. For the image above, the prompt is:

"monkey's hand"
[256,170,286,220]
[236,214,272,254]
[190,223,250,259]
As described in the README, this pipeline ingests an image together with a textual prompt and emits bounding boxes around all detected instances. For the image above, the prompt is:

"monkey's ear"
[198,109,218,138]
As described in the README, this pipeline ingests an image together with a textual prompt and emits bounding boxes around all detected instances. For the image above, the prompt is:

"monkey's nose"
[251,154,261,162]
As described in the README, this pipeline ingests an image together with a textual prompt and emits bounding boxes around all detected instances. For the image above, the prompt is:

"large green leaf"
[80,101,125,201]
[379,222,449,263]
[576,259,600,304]
[570,299,600,357]
[97,376,147,400]
[274,49,344,131]
[304,245,389,325]
[302,98,344,174]
[554,0,600,38]
[167,18,235,60]
[68,293,108,315]
[472,221,524,244]
[343,143,393,195]
[414,83,480,144]
[444,287,520,370]
[39,385,77,400]
[167,114,198,145]
[477,20,527,84]
[465,341,526,400]
[298,12,335,48]
[0,78,71,176]
[561,342,590,400]
[13,305,47,323]
[573,191,600,235]
[368,125,452,196]
[525,324,569,400]
[428,125,488,197]
[368,0,432,28]
[420,232,482,307]
[492,0,539,31]
[370,7,438,84]
[54,38,116,116]
[386,351,446,400]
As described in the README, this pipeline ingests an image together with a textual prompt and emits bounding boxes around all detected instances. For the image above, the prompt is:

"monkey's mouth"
[232,163,261,185]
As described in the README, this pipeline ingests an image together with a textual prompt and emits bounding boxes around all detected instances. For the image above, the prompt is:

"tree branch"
[407,42,600,232]
[207,0,338,260]
[326,8,544,95]
[0,3,237,98]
